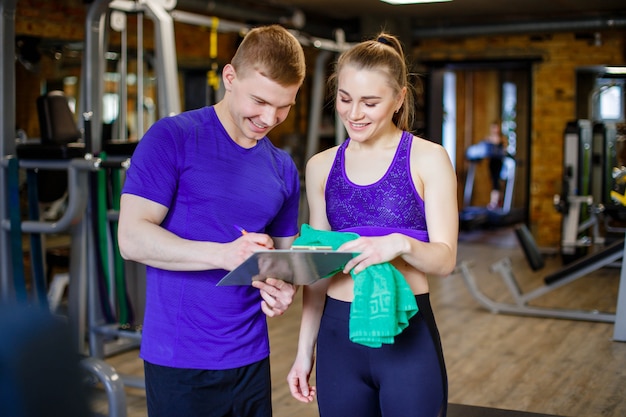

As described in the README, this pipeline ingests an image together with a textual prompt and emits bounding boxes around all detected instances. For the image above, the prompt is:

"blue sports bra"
[325,131,429,242]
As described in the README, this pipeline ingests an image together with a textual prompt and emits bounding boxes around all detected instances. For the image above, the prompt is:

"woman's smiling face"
[335,65,404,143]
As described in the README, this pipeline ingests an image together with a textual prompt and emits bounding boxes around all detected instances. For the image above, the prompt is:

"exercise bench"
[455,224,624,325]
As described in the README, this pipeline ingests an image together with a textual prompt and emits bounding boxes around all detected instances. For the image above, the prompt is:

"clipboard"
[217,250,355,286]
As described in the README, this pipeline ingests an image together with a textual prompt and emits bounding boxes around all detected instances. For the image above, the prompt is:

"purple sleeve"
[122,117,180,207]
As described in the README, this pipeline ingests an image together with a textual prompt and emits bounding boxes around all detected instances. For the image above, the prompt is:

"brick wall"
[413,31,626,247]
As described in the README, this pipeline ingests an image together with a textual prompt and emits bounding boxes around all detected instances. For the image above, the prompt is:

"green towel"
[294,224,418,348]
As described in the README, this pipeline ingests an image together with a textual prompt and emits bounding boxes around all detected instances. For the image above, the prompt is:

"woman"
[287,33,458,416]
[485,121,507,209]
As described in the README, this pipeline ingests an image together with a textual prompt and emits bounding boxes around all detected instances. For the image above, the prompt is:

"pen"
[234,224,248,235]
[234,224,274,250]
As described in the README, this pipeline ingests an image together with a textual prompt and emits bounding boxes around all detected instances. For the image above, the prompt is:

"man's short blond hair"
[231,25,306,87]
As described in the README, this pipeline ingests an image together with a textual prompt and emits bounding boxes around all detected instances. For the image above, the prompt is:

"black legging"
[316,294,447,417]
[489,157,504,191]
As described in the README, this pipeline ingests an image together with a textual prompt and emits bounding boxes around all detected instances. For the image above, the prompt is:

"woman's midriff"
[326,258,430,302]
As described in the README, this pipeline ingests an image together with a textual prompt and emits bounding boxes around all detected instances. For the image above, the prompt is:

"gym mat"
[449,403,566,417]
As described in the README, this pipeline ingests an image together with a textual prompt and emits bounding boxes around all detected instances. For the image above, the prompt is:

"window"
[594,79,624,121]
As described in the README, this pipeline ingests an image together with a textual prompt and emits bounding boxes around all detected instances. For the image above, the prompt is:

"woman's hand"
[287,355,317,403]
[338,234,408,274]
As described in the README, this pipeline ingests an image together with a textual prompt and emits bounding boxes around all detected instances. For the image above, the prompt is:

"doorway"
[423,60,532,225]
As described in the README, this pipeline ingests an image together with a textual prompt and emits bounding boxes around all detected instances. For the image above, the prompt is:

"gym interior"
[2,1,626,416]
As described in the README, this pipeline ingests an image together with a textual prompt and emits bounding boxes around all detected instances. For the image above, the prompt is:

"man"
[117,25,306,417]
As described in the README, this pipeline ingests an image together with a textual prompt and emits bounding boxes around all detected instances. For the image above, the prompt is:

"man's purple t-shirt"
[122,106,300,370]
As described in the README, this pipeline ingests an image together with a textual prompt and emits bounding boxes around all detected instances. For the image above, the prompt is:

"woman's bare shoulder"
[410,135,449,160]
[307,145,341,171]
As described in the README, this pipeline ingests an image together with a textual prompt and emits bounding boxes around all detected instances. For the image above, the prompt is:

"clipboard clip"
[291,245,333,251]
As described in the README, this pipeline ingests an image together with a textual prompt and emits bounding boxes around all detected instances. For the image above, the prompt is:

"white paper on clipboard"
[216,250,355,286]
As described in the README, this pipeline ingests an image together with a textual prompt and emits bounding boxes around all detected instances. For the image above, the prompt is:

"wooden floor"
[92,227,626,417]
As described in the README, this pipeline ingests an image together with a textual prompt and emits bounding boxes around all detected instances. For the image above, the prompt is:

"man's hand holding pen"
[234,225,295,316]
[239,231,275,250]
[235,224,274,250]
[219,228,274,272]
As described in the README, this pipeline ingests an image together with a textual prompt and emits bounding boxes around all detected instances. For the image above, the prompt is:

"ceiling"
[272,0,625,23]
[195,0,626,42]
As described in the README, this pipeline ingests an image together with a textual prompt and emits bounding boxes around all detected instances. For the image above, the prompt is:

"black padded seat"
[16,142,85,160]
[103,139,138,157]
[514,224,545,271]
[16,90,85,160]
[543,238,624,285]
[514,223,624,285]
[449,403,564,417]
